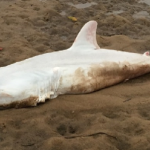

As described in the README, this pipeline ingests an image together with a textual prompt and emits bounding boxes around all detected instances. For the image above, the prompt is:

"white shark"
[0,20,150,108]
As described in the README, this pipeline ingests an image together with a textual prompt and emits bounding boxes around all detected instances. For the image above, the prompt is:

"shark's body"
[0,21,150,108]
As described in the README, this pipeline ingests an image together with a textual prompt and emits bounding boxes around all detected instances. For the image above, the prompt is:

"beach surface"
[1,0,150,149]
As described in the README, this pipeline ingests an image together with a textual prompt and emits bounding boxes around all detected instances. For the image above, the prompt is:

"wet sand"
[1,0,150,149]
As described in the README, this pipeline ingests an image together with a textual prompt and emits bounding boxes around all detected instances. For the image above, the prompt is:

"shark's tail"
[143,51,150,56]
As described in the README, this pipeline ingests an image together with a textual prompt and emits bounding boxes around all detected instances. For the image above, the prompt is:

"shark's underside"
[0,20,150,108]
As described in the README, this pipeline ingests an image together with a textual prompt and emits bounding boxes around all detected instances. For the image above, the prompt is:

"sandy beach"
[1,0,150,149]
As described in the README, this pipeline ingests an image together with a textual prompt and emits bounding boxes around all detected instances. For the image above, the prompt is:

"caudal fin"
[70,21,100,50]
[143,51,150,56]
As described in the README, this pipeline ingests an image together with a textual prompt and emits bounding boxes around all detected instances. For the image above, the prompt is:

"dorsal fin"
[70,21,100,50]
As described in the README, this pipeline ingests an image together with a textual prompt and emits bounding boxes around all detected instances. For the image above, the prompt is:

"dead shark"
[0,20,150,108]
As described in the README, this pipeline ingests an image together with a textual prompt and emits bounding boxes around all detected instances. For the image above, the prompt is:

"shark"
[0,20,150,108]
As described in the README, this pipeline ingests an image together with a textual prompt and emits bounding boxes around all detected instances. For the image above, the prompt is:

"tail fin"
[70,21,100,50]
[143,51,150,56]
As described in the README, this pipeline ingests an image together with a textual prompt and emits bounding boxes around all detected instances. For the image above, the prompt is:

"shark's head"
[69,21,100,51]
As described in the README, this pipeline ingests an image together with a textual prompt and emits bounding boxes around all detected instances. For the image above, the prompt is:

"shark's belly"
[58,61,150,94]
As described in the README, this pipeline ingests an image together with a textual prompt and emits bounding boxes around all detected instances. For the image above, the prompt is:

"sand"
[1,0,150,149]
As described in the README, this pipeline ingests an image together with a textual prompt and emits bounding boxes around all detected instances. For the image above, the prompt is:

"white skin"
[0,21,150,107]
